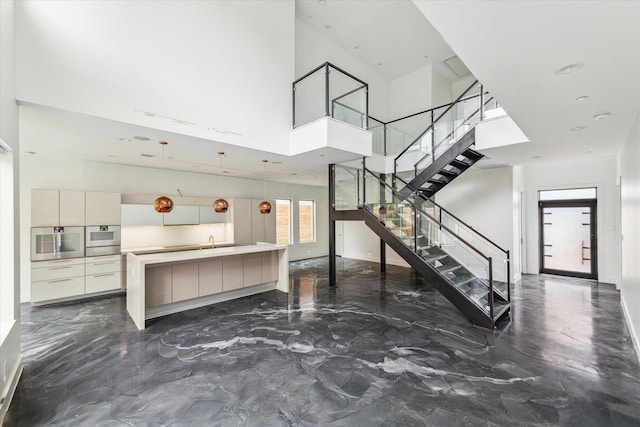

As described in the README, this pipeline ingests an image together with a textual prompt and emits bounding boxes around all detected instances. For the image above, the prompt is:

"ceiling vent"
[444,55,471,77]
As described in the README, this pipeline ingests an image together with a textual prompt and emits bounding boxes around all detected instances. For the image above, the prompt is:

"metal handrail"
[363,167,490,262]
[394,80,480,164]
[394,175,508,256]
[412,96,495,170]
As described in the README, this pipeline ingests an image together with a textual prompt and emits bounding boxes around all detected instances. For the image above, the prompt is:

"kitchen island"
[126,243,288,329]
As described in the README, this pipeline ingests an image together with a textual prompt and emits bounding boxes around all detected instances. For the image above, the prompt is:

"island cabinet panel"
[222,255,244,291]
[199,258,223,296]
[262,251,279,283]
[145,264,172,307]
[172,260,199,302]
[243,253,263,287]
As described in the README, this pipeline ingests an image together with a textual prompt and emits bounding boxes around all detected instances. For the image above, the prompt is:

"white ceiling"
[20,1,640,184]
[414,0,640,167]
[295,0,455,80]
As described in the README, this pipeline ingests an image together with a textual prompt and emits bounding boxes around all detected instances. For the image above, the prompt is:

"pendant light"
[154,141,174,213]
[259,159,272,214]
[213,151,229,213]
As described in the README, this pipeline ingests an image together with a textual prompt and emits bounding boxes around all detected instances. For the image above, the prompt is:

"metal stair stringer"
[398,127,480,201]
[361,207,497,329]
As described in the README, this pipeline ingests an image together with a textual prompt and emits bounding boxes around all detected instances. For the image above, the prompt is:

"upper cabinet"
[86,192,121,225]
[121,204,163,226]
[32,189,85,227]
[199,206,229,224]
[162,205,199,226]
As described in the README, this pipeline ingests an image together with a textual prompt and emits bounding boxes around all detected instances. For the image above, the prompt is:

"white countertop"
[121,241,236,255]
[128,242,287,264]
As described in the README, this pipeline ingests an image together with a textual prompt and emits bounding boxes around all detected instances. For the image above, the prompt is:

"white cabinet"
[233,199,276,245]
[145,264,172,307]
[32,189,85,227]
[31,258,85,303]
[172,260,199,302]
[163,205,199,226]
[233,199,253,245]
[121,205,163,226]
[199,258,223,296]
[243,253,263,287]
[86,192,121,225]
[199,206,229,224]
[85,254,122,294]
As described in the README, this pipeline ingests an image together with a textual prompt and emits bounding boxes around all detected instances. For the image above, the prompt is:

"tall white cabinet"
[32,189,85,227]
[233,198,276,245]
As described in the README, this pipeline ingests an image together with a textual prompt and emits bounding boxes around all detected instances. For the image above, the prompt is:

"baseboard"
[513,273,522,283]
[0,355,23,425]
[621,293,640,364]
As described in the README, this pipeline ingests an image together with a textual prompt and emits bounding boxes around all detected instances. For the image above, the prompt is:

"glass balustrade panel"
[293,67,326,128]
[368,117,385,155]
[333,165,362,210]
[329,68,367,129]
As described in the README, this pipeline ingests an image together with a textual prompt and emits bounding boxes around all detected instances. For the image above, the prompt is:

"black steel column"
[325,64,330,117]
[329,164,336,286]
[380,238,386,273]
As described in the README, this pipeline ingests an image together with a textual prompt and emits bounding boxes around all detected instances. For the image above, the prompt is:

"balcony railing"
[293,62,368,130]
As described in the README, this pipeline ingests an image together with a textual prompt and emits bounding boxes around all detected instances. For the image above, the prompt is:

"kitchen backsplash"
[121,223,233,250]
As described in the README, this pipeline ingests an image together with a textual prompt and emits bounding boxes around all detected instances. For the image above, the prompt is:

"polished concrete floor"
[5,257,640,426]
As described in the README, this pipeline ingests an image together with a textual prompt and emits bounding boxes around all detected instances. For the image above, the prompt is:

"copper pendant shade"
[259,159,271,215]
[154,141,174,213]
[154,196,174,213]
[214,151,229,213]
[259,200,272,214]
[213,198,229,213]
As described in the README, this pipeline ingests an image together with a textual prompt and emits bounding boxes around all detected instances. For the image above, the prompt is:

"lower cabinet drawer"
[32,276,85,303]
[86,272,121,294]
[31,263,85,282]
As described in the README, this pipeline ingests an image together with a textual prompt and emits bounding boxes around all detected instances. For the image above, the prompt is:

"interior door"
[539,199,597,279]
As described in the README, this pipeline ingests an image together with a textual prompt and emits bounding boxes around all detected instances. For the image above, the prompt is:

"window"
[299,200,315,243]
[276,199,292,245]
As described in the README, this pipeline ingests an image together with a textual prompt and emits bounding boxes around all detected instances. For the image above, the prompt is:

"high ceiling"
[19,1,640,184]
[414,0,640,168]
[295,0,455,80]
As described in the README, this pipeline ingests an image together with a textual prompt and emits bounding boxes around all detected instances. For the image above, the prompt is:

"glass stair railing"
[355,166,510,325]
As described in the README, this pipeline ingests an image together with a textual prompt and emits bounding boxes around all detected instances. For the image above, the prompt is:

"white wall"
[522,156,620,285]
[389,65,432,119]
[435,166,515,280]
[341,221,409,268]
[0,0,22,421]
[619,110,640,357]
[16,0,295,154]
[295,18,391,121]
[20,155,329,302]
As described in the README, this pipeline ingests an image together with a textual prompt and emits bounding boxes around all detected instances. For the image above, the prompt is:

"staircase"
[357,169,510,329]
[329,79,511,329]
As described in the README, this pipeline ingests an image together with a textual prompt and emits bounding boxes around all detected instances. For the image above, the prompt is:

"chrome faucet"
[208,235,215,248]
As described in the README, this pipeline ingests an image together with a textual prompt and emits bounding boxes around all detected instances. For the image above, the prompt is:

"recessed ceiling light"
[324,24,331,29]
[424,55,429,59]
[290,173,298,176]
[576,96,589,102]
[318,0,326,4]
[222,170,232,174]
[570,126,587,132]
[554,62,584,75]
[377,62,383,66]
[118,138,132,142]
[354,46,360,50]
[586,150,593,153]
[140,153,154,158]
[133,136,151,141]
[107,154,119,158]
[593,112,610,120]
[531,155,542,159]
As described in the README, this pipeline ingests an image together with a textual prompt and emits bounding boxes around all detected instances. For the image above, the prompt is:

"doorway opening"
[538,187,597,280]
